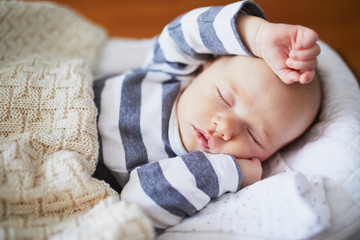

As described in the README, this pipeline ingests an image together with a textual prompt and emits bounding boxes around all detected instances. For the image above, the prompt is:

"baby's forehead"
[222,60,281,92]
[213,56,318,106]
[224,56,279,80]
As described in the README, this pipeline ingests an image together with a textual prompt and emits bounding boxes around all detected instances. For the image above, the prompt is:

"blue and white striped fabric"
[94,0,266,228]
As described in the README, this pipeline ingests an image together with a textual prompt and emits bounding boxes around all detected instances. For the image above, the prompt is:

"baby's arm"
[142,0,266,76]
[121,151,243,228]
[237,14,320,84]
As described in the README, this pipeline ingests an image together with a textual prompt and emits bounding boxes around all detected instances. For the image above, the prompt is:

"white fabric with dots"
[159,155,331,239]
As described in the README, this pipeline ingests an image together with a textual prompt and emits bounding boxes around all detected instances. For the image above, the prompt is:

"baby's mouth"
[193,126,213,152]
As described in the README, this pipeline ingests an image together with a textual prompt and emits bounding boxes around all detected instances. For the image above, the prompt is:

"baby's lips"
[193,126,211,151]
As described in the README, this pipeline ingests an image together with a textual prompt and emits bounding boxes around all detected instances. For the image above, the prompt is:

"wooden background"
[30,0,360,83]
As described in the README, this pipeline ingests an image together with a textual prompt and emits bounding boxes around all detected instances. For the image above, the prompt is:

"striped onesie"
[93,0,265,228]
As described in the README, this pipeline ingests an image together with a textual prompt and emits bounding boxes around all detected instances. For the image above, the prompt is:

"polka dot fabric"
[160,155,330,240]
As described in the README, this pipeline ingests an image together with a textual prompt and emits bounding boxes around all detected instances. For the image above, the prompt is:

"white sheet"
[95,39,360,240]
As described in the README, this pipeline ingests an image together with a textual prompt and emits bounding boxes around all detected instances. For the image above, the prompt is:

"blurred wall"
[29,0,360,81]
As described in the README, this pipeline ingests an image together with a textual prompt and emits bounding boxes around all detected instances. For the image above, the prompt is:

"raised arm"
[237,14,320,84]
[142,0,266,75]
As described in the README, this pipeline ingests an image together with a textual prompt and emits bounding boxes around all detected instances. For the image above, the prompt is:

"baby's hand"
[257,22,321,84]
[236,158,263,188]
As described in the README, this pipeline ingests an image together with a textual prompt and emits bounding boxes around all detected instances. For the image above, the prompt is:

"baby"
[178,55,321,188]
[93,0,321,228]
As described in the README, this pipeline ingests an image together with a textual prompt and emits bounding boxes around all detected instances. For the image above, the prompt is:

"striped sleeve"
[142,0,266,75]
[120,151,241,228]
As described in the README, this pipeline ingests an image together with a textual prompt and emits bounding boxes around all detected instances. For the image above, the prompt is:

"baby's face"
[177,56,319,161]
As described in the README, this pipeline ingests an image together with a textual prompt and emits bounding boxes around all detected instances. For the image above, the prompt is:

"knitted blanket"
[0,1,154,239]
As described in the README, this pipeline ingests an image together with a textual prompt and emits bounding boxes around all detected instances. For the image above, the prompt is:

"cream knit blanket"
[0,1,154,239]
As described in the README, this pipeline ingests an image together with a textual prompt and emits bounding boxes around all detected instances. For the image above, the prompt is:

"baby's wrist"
[236,14,268,58]
[253,21,266,58]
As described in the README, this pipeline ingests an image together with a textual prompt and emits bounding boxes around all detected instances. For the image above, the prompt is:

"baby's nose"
[214,117,235,141]
[222,131,232,141]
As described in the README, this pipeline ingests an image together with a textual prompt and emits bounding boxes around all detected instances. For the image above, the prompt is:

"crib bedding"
[95,38,360,240]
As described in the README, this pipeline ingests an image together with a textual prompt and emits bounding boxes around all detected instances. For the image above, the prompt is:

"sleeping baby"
[93,0,321,228]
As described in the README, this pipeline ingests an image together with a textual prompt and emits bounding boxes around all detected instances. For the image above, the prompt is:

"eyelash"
[247,129,261,147]
[216,88,261,147]
[217,88,231,108]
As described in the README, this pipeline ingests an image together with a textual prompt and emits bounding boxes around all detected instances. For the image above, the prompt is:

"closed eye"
[246,128,262,148]
[216,88,231,108]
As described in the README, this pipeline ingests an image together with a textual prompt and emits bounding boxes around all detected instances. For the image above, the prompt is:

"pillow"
[277,40,360,240]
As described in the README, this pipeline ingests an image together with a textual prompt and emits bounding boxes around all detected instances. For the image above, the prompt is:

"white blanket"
[96,39,360,240]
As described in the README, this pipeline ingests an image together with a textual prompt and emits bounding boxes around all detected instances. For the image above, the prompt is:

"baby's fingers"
[299,70,315,84]
[277,69,301,84]
[286,58,318,71]
[290,44,321,60]
[294,26,319,50]
[277,68,315,84]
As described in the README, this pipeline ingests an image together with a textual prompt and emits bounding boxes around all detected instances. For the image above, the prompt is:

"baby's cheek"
[223,141,252,159]
[258,148,276,162]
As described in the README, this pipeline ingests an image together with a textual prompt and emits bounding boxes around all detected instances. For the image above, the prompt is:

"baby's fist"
[236,158,263,188]
[258,22,320,84]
